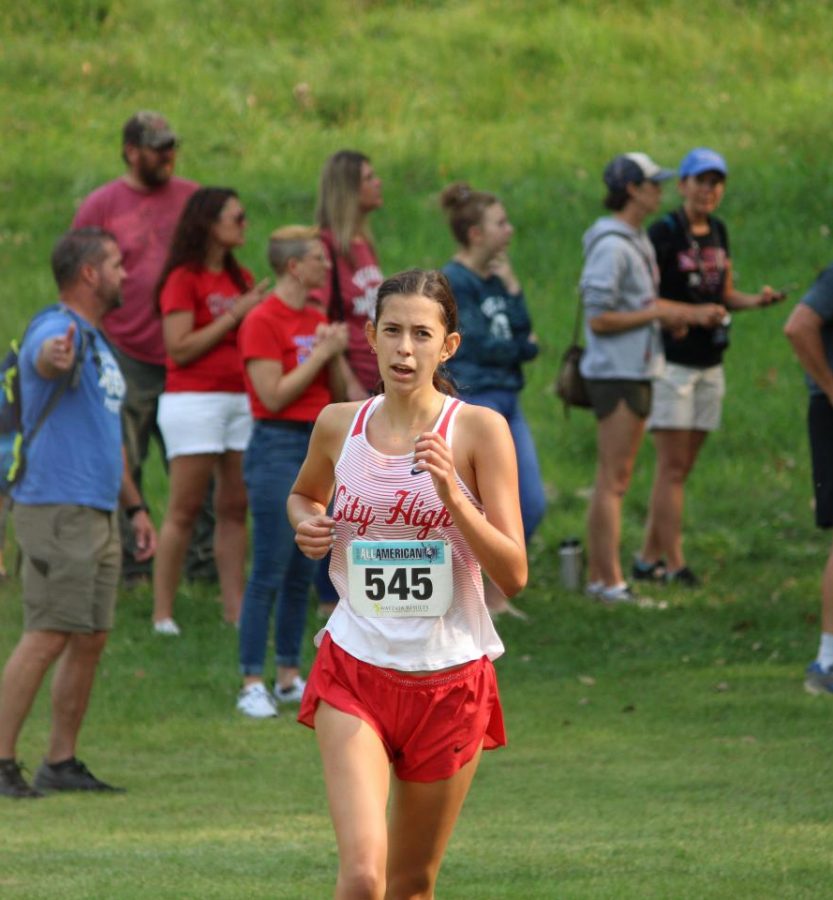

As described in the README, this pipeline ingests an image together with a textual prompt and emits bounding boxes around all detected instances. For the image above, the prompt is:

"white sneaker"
[237,683,278,718]
[274,676,306,704]
[597,582,638,605]
[153,618,181,636]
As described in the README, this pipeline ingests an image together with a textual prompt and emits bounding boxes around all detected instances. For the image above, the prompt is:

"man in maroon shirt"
[72,112,215,584]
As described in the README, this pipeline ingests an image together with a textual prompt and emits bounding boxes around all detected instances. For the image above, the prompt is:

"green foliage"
[2,0,833,896]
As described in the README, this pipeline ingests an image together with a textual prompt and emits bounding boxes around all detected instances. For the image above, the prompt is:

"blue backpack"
[0,306,87,495]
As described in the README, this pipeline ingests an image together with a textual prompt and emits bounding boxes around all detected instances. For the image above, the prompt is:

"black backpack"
[0,305,87,494]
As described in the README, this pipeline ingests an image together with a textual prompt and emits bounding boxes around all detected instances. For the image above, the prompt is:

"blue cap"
[679,148,728,179]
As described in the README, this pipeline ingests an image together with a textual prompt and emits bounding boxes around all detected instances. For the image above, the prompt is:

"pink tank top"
[320,394,505,670]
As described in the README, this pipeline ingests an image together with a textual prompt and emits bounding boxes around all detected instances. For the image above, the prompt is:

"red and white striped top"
[320,394,504,670]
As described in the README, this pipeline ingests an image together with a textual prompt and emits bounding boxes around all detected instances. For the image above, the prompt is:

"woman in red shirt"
[153,188,269,635]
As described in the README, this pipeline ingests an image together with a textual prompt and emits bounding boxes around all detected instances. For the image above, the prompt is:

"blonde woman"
[313,150,384,400]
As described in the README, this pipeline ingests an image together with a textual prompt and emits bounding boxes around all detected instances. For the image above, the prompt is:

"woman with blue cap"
[634,148,785,588]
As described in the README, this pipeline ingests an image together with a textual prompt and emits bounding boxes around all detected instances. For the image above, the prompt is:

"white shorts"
[648,362,725,432]
[158,392,253,459]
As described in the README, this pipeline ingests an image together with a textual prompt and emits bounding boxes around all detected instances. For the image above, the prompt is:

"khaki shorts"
[13,504,121,632]
[648,362,725,432]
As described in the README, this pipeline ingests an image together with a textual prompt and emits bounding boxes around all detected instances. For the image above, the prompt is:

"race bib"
[347,540,453,617]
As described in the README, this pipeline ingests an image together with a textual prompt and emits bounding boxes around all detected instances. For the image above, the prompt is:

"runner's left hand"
[412,432,459,506]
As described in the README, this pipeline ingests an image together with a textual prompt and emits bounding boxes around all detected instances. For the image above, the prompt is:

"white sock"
[817,633,833,670]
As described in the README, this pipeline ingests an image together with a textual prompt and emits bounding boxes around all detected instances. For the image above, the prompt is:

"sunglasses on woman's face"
[222,211,246,225]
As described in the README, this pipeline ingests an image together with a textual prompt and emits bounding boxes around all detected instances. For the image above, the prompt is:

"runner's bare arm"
[288,402,360,559]
[413,405,527,597]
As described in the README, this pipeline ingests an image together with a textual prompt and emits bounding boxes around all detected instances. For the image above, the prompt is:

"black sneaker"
[666,566,701,588]
[632,557,666,582]
[33,758,125,794]
[0,759,43,799]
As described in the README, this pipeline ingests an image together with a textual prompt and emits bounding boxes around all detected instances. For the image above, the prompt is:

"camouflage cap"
[122,111,178,150]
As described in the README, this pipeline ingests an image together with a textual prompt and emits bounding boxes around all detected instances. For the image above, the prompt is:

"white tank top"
[320,394,505,670]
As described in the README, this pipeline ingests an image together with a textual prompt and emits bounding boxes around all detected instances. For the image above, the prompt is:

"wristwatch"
[125,503,149,520]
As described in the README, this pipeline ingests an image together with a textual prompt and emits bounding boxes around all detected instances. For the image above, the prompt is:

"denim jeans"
[461,389,546,542]
[238,421,316,674]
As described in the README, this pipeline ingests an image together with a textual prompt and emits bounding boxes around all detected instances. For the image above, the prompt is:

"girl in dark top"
[440,182,542,618]
[635,148,783,586]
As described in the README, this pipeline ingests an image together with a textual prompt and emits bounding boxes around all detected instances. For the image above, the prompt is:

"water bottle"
[558,538,584,591]
[711,313,732,349]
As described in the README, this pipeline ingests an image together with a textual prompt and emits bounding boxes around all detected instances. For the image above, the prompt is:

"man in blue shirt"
[785,266,833,695]
[0,228,156,798]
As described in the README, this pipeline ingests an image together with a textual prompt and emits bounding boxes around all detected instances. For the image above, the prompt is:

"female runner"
[288,269,527,899]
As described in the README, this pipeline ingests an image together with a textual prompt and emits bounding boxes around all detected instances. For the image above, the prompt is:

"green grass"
[2,0,833,896]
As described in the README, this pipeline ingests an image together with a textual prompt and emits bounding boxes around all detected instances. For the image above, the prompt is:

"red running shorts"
[298,631,506,782]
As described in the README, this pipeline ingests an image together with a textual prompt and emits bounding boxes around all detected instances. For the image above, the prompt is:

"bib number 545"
[364,567,433,602]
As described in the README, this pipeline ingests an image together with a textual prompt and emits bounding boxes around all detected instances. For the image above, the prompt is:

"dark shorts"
[13,504,121,632]
[585,378,652,420]
[298,632,506,783]
[809,395,833,528]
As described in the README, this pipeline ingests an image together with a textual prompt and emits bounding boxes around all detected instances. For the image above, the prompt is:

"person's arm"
[327,353,348,402]
[724,261,784,310]
[246,323,349,413]
[451,278,526,366]
[163,278,271,367]
[584,232,727,336]
[311,238,371,401]
[587,299,725,335]
[784,303,833,402]
[339,356,370,401]
[71,191,104,229]
[413,406,527,598]
[288,404,356,558]
[489,251,521,297]
[118,447,156,562]
[490,254,540,360]
[585,303,662,335]
[35,322,78,380]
